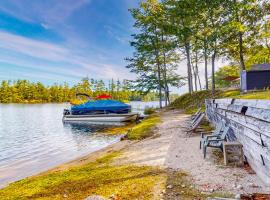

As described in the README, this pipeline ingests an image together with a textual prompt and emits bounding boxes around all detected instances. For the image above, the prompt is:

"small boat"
[63,96,139,123]
[63,112,139,122]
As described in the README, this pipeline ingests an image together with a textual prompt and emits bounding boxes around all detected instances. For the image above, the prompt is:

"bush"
[144,107,156,115]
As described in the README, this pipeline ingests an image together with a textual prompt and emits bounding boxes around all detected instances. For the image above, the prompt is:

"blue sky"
[0,0,140,85]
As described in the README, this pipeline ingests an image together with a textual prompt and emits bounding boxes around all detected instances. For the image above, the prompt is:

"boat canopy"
[71,100,131,115]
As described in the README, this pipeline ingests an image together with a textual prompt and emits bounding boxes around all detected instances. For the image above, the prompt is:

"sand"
[116,109,270,194]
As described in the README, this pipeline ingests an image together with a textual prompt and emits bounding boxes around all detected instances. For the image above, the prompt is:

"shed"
[241,63,270,92]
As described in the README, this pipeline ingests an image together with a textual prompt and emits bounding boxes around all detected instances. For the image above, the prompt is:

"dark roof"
[250,63,270,71]
[222,76,239,81]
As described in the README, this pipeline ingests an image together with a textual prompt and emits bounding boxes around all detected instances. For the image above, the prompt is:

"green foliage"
[126,0,185,106]
[0,152,166,200]
[0,79,161,103]
[127,115,161,140]
[127,0,270,94]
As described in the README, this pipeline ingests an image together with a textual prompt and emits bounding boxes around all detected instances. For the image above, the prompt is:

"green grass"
[126,114,161,140]
[170,89,270,114]
[0,152,166,200]
[234,90,270,99]
[170,89,240,114]
[0,152,233,200]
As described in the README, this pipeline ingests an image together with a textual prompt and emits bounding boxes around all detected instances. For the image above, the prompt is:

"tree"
[127,0,184,108]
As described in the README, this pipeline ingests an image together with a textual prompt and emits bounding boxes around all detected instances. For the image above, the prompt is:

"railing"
[205,98,270,185]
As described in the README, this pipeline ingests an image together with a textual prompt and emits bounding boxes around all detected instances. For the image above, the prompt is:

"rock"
[235,194,241,199]
[63,194,68,198]
[85,195,107,200]
[167,185,173,189]
[161,189,166,194]
[181,184,186,188]
[236,184,243,190]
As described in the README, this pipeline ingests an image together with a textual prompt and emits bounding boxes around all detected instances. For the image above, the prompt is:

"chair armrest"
[208,138,225,142]
[205,135,220,140]
[201,131,213,138]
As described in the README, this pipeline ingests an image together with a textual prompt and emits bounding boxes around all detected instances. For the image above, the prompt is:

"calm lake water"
[0,101,161,187]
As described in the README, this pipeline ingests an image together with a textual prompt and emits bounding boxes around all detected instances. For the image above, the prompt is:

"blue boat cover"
[71,100,131,115]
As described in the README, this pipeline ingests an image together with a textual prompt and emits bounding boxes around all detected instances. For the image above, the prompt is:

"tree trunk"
[204,41,209,90]
[192,63,198,91]
[166,85,170,104]
[264,23,270,60]
[185,42,193,93]
[238,32,245,71]
[161,32,168,107]
[196,62,202,90]
[154,30,162,109]
[211,51,216,96]
[195,49,201,90]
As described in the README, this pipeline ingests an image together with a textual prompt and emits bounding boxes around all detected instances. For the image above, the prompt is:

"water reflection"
[63,121,127,133]
[0,101,159,187]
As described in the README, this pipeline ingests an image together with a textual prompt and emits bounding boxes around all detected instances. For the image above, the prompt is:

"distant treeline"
[0,78,163,103]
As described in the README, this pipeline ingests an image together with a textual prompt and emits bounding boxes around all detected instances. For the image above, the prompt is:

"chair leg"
[203,146,207,159]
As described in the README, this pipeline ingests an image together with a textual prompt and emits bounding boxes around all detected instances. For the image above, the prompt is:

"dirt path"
[117,109,270,194]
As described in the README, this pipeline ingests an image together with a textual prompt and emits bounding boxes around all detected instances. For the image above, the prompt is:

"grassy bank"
[170,89,240,113]
[126,114,161,140]
[0,152,166,200]
[0,151,232,200]
[170,89,270,114]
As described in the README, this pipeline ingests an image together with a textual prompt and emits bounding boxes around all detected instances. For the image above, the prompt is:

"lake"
[0,101,161,187]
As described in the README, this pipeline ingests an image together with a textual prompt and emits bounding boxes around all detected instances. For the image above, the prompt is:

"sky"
[0,0,141,86]
[0,0,229,94]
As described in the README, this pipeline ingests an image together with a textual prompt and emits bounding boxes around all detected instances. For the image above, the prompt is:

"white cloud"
[0,0,92,25]
[0,31,132,81]
[41,23,50,30]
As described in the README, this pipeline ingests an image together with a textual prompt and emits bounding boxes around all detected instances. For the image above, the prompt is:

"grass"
[170,89,270,114]
[0,152,166,200]
[126,114,161,140]
[0,151,233,200]
[170,89,240,114]
[234,89,270,99]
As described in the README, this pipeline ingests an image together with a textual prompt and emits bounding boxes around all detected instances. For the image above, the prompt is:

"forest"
[0,78,162,103]
[126,0,270,107]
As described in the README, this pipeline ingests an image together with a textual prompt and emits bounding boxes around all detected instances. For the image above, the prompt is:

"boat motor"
[63,109,71,116]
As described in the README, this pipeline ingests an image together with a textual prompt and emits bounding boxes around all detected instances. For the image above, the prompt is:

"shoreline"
[1,109,270,199]
[0,138,125,189]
